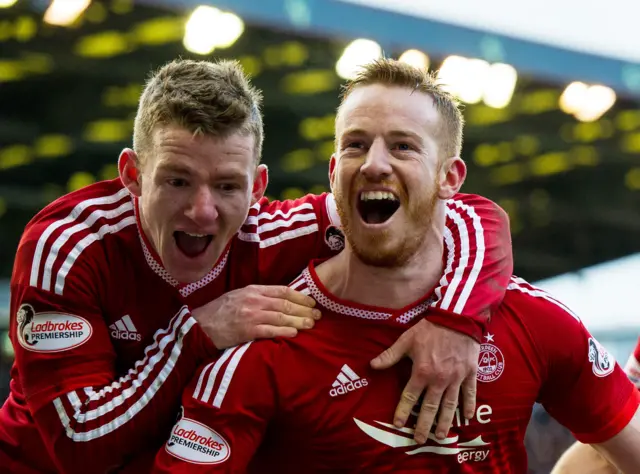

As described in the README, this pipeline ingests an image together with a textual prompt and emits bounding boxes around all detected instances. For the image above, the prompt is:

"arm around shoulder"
[10,225,214,473]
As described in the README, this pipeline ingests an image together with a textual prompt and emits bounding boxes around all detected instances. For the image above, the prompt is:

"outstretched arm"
[371,193,513,443]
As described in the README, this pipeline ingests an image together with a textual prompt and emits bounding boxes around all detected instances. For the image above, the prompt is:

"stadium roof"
[0,0,638,283]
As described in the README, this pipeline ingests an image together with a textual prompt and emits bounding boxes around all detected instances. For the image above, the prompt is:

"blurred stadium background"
[0,0,638,472]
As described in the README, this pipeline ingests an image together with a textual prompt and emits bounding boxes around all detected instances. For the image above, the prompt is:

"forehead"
[149,125,255,175]
[336,84,441,136]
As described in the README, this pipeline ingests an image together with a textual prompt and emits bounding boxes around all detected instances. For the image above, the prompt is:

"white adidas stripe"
[41,201,133,292]
[239,200,321,248]
[332,364,361,387]
[120,315,136,332]
[55,215,136,295]
[238,224,319,248]
[112,320,127,331]
[30,187,130,288]
[447,199,485,314]
[432,226,456,310]
[194,342,253,408]
[196,347,237,403]
[244,202,314,227]
[53,307,193,441]
[110,315,137,333]
[213,342,252,408]
[437,200,485,314]
[340,364,360,381]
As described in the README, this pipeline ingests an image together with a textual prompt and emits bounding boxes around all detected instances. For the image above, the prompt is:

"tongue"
[175,232,209,257]
[367,210,386,224]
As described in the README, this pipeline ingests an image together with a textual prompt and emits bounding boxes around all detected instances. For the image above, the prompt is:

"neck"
[315,233,444,310]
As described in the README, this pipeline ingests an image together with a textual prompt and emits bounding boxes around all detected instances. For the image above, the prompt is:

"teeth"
[360,191,398,201]
[185,232,207,238]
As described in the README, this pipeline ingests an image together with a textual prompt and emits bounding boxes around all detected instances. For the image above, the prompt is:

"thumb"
[370,334,410,370]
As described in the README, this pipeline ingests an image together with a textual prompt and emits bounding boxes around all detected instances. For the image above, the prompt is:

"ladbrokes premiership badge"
[477,334,505,383]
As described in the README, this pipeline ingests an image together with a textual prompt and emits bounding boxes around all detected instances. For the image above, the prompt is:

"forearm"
[551,442,620,474]
[593,409,640,474]
[33,307,215,473]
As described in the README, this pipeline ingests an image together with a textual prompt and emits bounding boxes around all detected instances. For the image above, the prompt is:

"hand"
[192,285,321,349]
[370,318,480,444]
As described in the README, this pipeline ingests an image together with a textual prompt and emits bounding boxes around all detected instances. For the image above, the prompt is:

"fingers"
[433,384,460,440]
[256,285,317,309]
[253,286,321,322]
[393,376,423,430]
[267,296,322,321]
[413,386,444,444]
[461,372,477,420]
[257,311,316,331]
[370,331,411,370]
[252,324,298,340]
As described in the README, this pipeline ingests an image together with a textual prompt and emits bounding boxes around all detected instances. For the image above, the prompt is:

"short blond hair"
[339,58,464,158]
[133,58,264,165]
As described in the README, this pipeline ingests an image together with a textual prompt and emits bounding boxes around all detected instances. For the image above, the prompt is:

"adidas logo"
[109,315,141,342]
[329,364,368,397]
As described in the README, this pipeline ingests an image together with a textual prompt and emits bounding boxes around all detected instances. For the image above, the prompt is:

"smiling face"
[121,124,266,283]
[331,84,454,267]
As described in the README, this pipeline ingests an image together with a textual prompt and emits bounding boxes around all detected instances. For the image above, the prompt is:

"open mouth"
[174,231,213,258]
[357,191,401,225]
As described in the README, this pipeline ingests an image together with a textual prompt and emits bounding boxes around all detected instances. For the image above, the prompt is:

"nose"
[360,139,392,181]
[185,186,219,225]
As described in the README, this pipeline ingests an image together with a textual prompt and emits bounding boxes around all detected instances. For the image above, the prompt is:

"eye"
[167,178,188,188]
[217,183,240,193]
[343,141,365,151]
[394,143,413,151]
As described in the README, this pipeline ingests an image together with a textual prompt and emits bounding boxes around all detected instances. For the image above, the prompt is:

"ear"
[437,157,467,199]
[251,164,269,205]
[118,148,142,197]
[328,154,337,191]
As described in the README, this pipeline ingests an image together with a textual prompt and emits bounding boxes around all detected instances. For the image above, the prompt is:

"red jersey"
[624,337,640,389]
[0,178,511,473]
[153,267,640,474]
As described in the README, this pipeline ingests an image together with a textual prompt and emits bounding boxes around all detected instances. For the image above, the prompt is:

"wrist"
[425,307,486,343]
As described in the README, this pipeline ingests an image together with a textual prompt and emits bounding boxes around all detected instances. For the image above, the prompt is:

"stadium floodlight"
[437,56,489,104]
[483,63,518,109]
[183,6,244,55]
[398,49,430,71]
[574,85,616,122]
[44,0,91,26]
[0,0,18,8]
[335,39,382,80]
[559,82,616,122]
[559,81,589,115]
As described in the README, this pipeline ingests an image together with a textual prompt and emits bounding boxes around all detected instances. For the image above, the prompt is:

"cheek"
[218,193,252,226]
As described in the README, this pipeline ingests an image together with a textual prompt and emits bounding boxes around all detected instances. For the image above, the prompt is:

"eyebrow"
[340,128,424,144]
[387,130,424,144]
[155,162,195,175]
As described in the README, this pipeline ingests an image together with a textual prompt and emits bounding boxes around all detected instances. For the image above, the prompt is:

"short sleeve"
[528,286,640,444]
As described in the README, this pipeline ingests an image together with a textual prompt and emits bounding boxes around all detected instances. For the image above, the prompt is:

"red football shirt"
[624,337,640,389]
[152,266,640,474]
[0,178,511,473]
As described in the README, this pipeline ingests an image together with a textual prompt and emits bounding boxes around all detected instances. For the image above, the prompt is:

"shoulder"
[446,193,510,231]
[188,340,285,408]
[501,276,581,323]
[496,276,586,352]
[14,179,136,295]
